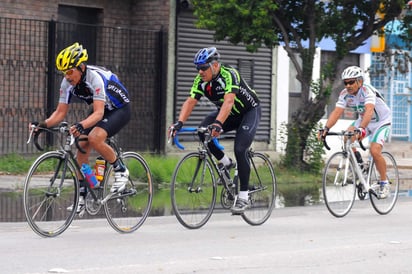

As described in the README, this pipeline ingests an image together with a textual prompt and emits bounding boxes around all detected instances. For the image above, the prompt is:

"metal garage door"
[175,10,273,141]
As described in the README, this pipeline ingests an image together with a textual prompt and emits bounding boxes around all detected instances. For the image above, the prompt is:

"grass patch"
[275,167,322,207]
[0,153,323,209]
[0,153,39,175]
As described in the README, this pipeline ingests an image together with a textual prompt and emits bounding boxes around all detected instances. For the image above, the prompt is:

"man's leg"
[370,142,386,181]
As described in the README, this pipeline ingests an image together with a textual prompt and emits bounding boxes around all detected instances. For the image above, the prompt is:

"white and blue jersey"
[59,65,130,111]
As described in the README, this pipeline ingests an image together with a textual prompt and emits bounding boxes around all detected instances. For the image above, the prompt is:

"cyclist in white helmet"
[319,65,392,198]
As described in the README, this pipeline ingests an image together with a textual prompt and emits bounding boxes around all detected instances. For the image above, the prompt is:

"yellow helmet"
[56,42,88,71]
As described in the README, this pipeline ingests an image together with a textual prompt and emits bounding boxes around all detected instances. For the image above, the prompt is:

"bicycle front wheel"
[23,151,79,237]
[322,152,356,217]
[103,152,153,233]
[242,151,276,226]
[171,152,216,229]
[369,152,399,215]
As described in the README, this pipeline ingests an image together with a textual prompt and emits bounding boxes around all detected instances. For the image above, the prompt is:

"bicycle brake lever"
[167,129,174,144]
[70,134,75,146]
[27,125,35,144]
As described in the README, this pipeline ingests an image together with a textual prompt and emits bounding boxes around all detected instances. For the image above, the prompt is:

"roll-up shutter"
[175,10,272,141]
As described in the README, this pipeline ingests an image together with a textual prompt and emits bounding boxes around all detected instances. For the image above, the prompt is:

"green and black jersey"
[190,64,260,116]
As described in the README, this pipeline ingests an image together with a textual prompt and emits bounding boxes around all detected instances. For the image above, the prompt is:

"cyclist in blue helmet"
[193,47,220,65]
[169,46,261,214]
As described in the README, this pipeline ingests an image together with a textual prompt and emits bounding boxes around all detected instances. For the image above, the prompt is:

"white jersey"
[336,83,391,125]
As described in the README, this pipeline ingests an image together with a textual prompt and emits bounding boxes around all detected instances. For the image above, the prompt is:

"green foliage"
[191,0,406,172]
[276,166,321,207]
[192,1,406,55]
[192,0,280,52]
[278,121,325,174]
[142,154,179,188]
[0,154,38,175]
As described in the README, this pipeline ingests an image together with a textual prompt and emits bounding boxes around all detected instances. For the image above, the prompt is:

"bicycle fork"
[186,158,207,193]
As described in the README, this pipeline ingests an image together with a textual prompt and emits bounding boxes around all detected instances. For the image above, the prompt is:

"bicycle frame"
[28,124,131,206]
[173,127,237,195]
[25,122,154,236]
[326,131,371,191]
[171,126,276,228]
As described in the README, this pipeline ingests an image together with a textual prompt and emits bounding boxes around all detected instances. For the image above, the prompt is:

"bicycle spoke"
[322,152,356,217]
[103,152,153,233]
[171,152,216,229]
[369,152,399,214]
[23,152,78,237]
[242,152,276,225]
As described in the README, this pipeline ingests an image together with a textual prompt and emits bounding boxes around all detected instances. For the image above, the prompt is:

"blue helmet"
[193,47,220,65]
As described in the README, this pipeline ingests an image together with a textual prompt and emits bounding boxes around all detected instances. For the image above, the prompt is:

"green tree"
[192,0,409,170]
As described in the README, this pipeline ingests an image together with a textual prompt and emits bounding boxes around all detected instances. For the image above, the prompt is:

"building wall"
[0,1,169,154]
[0,0,170,30]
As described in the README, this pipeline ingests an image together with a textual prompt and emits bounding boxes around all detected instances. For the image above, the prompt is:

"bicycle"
[23,122,153,237]
[169,127,276,229]
[321,130,399,218]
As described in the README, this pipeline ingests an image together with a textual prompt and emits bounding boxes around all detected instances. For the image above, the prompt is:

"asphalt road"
[1,196,412,274]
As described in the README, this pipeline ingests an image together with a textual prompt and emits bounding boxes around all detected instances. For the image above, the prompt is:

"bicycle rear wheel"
[103,152,153,233]
[171,152,216,229]
[23,151,79,237]
[242,151,276,225]
[322,152,356,217]
[369,152,399,215]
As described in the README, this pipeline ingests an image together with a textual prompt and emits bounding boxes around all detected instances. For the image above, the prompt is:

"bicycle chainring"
[356,184,367,200]
[85,190,102,215]
[220,187,235,209]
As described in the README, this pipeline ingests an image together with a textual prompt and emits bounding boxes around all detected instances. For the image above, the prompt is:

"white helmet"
[341,66,364,80]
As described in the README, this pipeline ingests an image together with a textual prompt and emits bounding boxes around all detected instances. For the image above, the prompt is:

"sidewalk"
[0,174,26,190]
[394,158,412,170]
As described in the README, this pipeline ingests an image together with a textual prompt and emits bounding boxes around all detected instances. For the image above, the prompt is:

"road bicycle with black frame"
[23,122,153,237]
[321,130,399,218]
[169,127,276,229]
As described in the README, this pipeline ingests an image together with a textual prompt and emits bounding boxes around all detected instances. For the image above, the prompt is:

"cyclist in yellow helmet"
[31,42,131,213]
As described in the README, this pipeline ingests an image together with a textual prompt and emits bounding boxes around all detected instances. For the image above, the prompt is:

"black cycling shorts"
[85,104,131,137]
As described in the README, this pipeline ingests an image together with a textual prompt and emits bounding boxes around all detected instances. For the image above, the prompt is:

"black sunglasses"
[343,80,356,86]
[196,63,210,71]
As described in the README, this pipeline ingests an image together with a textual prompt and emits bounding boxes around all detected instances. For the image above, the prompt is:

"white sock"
[219,155,231,166]
[238,191,248,200]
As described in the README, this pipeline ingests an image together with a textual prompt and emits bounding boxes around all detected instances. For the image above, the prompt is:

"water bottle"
[81,163,99,188]
[95,157,106,182]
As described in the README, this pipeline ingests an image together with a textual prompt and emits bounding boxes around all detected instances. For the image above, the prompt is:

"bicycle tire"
[23,151,79,237]
[322,151,357,217]
[171,152,216,229]
[242,151,276,225]
[103,152,153,233]
[369,152,399,215]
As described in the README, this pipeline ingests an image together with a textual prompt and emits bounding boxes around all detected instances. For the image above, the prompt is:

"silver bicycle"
[321,130,399,217]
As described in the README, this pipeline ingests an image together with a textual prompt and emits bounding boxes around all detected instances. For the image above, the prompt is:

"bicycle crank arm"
[45,192,59,198]
[187,187,202,193]
[248,186,266,194]
[101,189,137,204]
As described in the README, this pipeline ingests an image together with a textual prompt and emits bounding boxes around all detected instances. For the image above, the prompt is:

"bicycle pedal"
[78,208,86,218]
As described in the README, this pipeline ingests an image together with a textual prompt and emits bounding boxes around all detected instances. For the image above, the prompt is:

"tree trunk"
[283,58,346,171]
